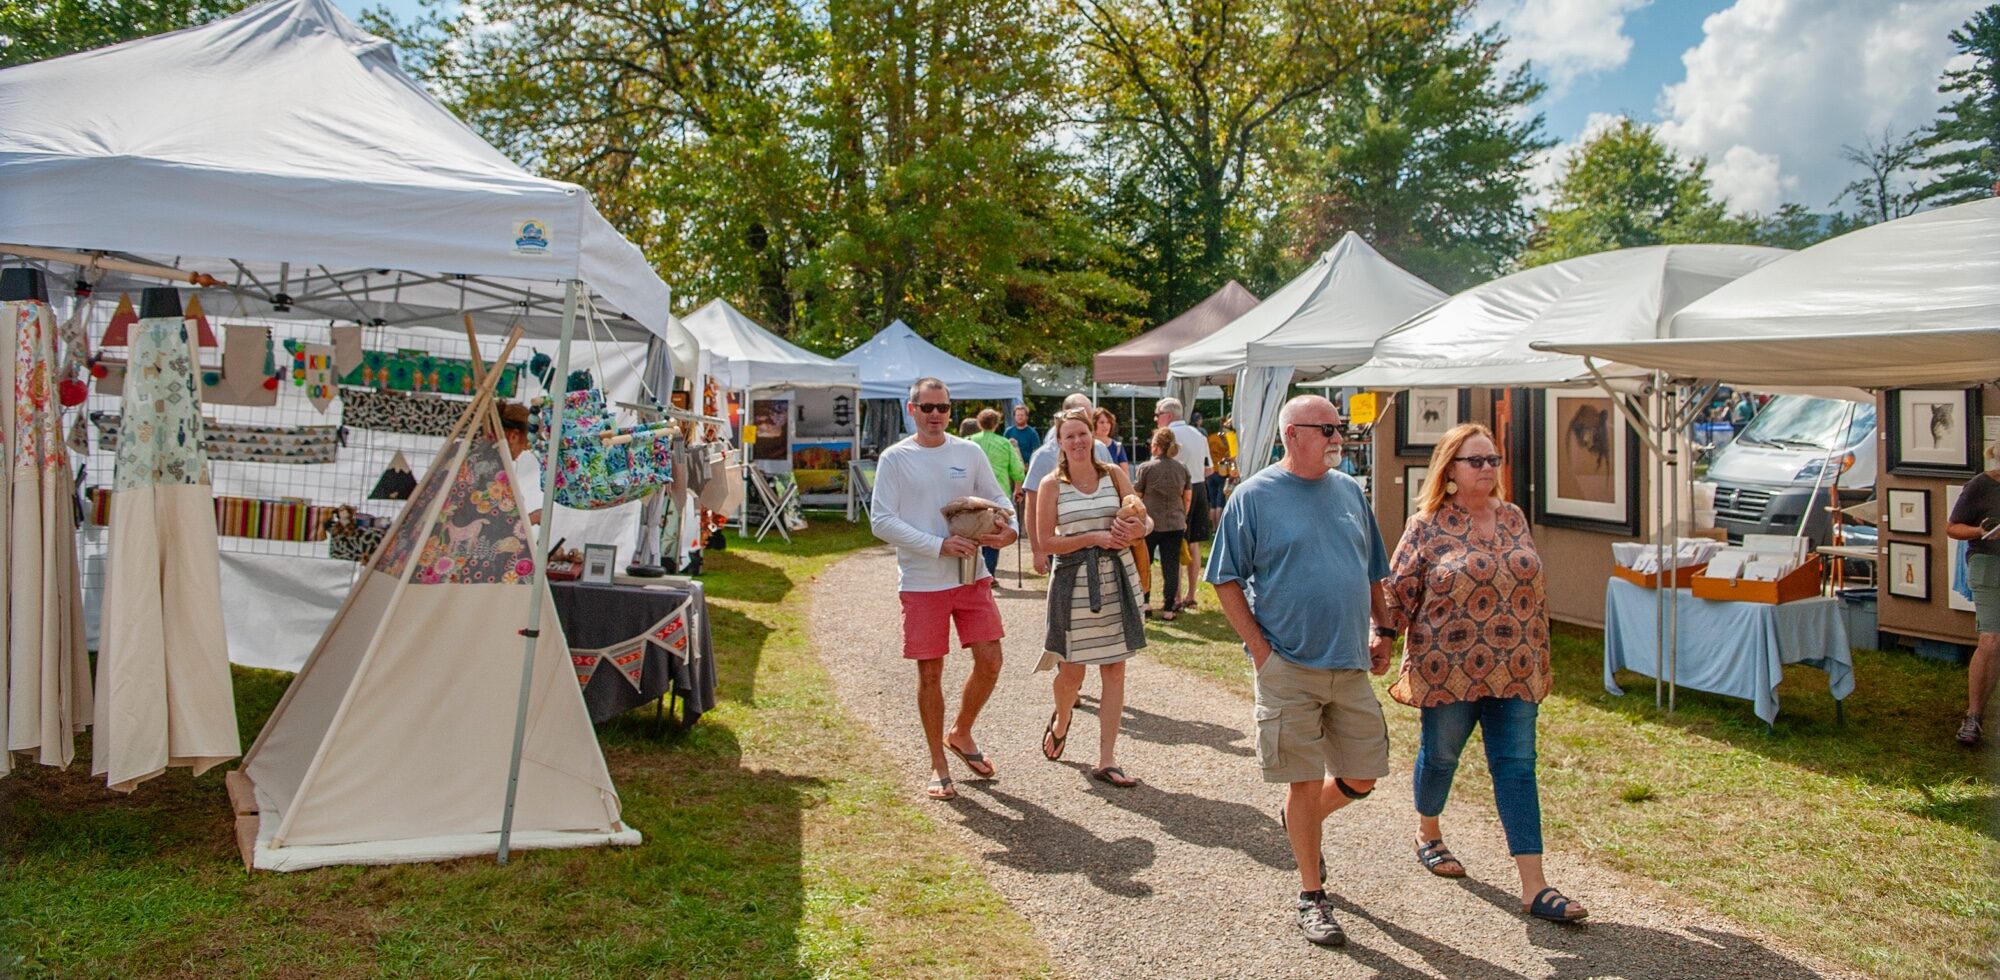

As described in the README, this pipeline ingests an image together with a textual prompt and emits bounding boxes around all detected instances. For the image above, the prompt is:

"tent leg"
[498,278,579,864]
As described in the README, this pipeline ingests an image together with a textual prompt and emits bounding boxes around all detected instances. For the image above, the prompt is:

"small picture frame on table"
[1395,388,1470,456]
[1886,541,1929,601]
[582,543,618,585]
[1885,488,1929,535]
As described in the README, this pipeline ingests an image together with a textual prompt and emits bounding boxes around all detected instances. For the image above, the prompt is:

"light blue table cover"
[1602,578,1855,724]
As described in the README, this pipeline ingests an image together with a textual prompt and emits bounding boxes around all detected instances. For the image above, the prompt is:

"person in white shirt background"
[869,378,1019,801]
[499,403,544,527]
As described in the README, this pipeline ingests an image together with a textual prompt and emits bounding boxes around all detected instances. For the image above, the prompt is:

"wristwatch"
[1374,626,1399,641]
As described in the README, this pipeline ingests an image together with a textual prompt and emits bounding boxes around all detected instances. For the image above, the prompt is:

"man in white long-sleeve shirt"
[870,377,1019,801]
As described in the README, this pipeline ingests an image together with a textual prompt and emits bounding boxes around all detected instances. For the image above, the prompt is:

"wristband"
[1373,627,1399,640]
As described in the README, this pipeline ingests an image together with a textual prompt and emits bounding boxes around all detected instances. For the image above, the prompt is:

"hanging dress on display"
[1,296,92,775]
[94,310,239,792]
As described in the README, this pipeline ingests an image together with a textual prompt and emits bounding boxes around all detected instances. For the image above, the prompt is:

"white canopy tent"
[839,319,1024,401]
[1324,244,1790,391]
[1220,233,1446,475]
[1534,199,2000,388]
[681,298,858,391]
[0,0,680,863]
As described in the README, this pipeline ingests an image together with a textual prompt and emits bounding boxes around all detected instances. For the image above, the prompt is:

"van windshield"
[1737,396,1876,451]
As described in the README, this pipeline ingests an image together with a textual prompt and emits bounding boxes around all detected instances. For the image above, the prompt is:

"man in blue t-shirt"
[1205,393,1394,948]
[1002,403,1042,470]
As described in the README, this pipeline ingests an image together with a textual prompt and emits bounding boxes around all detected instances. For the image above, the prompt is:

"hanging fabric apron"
[94,315,239,792]
[2,299,92,774]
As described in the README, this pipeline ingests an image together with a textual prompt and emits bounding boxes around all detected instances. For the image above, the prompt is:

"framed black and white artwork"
[1887,540,1929,600]
[582,543,618,585]
[1404,465,1429,523]
[1885,488,1929,535]
[1532,388,1639,535]
[1395,388,1470,456]
[1886,388,1979,477]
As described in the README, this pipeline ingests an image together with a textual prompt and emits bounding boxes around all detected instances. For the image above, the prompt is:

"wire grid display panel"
[75,309,522,600]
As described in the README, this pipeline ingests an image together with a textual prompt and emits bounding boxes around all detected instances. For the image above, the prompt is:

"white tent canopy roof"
[680,298,857,391]
[1536,199,2000,388]
[1239,233,1446,375]
[1325,243,1790,389]
[1018,363,1222,400]
[0,0,689,357]
[1168,233,1444,382]
[838,319,1023,401]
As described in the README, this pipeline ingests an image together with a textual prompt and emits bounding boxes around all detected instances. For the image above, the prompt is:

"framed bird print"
[1886,387,1979,477]
[1395,388,1471,456]
[1532,388,1639,534]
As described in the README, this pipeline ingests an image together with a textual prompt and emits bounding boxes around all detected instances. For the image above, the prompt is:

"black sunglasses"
[912,403,951,415]
[1287,422,1343,438]
[1453,454,1505,469]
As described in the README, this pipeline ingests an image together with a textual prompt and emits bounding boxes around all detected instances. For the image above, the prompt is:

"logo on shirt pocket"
[948,465,968,479]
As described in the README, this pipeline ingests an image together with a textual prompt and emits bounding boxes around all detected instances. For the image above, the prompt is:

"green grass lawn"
[1142,583,2000,980]
[0,522,1050,979]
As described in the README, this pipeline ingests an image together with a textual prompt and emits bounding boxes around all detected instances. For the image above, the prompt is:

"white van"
[1707,395,1877,543]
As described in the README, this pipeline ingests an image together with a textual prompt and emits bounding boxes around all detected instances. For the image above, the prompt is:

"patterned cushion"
[529,389,673,510]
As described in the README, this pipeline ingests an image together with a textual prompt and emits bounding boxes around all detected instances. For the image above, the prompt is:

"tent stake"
[498,279,579,863]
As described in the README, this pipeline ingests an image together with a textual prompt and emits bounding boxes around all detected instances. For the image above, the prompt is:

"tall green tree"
[791,0,1141,365]
[1073,0,1439,318]
[1274,8,1550,292]
[1522,119,1755,266]
[1911,5,2000,207]
[0,0,245,67]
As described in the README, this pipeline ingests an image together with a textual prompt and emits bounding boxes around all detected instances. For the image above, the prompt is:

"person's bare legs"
[947,640,1004,760]
[1047,661,1086,754]
[916,657,949,780]
[1285,776,1376,891]
[1096,661,1127,770]
[1967,631,2000,720]
[1184,541,1202,608]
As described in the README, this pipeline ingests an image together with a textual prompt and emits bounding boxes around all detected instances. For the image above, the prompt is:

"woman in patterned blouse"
[1385,422,1588,923]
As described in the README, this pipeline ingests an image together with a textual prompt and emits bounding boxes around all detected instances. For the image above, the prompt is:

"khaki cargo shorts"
[1252,654,1390,785]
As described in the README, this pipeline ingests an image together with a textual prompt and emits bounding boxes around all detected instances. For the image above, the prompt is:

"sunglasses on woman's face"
[1453,454,1505,469]
[912,403,951,415]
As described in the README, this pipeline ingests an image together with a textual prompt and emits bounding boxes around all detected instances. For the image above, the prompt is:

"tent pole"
[498,278,579,864]
[1667,384,1680,713]
[1652,379,1664,708]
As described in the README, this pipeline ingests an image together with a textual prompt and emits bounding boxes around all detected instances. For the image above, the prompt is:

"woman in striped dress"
[1035,409,1151,787]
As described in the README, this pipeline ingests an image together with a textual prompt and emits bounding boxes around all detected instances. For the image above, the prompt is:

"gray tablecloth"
[551,580,716,726]
[1603,578,1854,724]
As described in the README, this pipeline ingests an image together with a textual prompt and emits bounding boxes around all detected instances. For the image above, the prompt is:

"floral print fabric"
[10,302,68,478]
[111,317,210,491]
[1386,500,1552,707]
[529,388,673,510]
[375,432,534,585]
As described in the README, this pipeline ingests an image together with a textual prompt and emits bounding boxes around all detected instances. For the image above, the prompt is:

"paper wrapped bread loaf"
[941,496,1010,583]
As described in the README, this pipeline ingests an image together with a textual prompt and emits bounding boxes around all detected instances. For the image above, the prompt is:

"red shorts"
[899,578,1006,660]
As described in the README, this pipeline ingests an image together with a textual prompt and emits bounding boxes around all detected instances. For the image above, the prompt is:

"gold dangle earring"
[1445,479,1459,495]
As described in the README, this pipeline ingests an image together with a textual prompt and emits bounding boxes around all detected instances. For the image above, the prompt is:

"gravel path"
[809,545,1850,979]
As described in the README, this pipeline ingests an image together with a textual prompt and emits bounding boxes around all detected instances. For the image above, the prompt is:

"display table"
[550,579,716,731]
[1602,578,1854,725]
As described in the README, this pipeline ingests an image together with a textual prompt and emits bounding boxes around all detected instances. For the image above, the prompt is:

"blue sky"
[338,0,1980,215]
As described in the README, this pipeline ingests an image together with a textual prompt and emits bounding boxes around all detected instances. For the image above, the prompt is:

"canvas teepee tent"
[231,334,639,871]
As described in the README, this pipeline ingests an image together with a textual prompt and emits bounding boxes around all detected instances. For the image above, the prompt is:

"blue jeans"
[1413,696,1542,856]
[981,546,1000,575]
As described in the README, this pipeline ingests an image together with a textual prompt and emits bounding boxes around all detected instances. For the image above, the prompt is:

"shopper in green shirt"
[967,408,1026,574]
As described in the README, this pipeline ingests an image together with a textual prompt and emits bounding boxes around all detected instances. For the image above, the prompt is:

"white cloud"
[1471,0,1652,95]
[1655,0,1969,214]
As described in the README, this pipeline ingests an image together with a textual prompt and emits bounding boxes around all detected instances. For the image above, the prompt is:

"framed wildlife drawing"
[1887,541,1929,601]
[1886,387,1978,477]
[1395,388,1471,456]
[1532,388,1639,534]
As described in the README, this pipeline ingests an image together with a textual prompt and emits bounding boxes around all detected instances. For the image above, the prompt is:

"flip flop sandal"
[1091,766,1138,788]
[1041,711,1068,762]
[1525,887,1589,923]
[925,776,957,801]
[1160,610,1177,622]
[1416,838,1467,878]
[946,740,996,779]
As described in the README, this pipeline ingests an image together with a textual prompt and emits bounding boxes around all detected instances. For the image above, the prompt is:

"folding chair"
[749,465,797,543]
